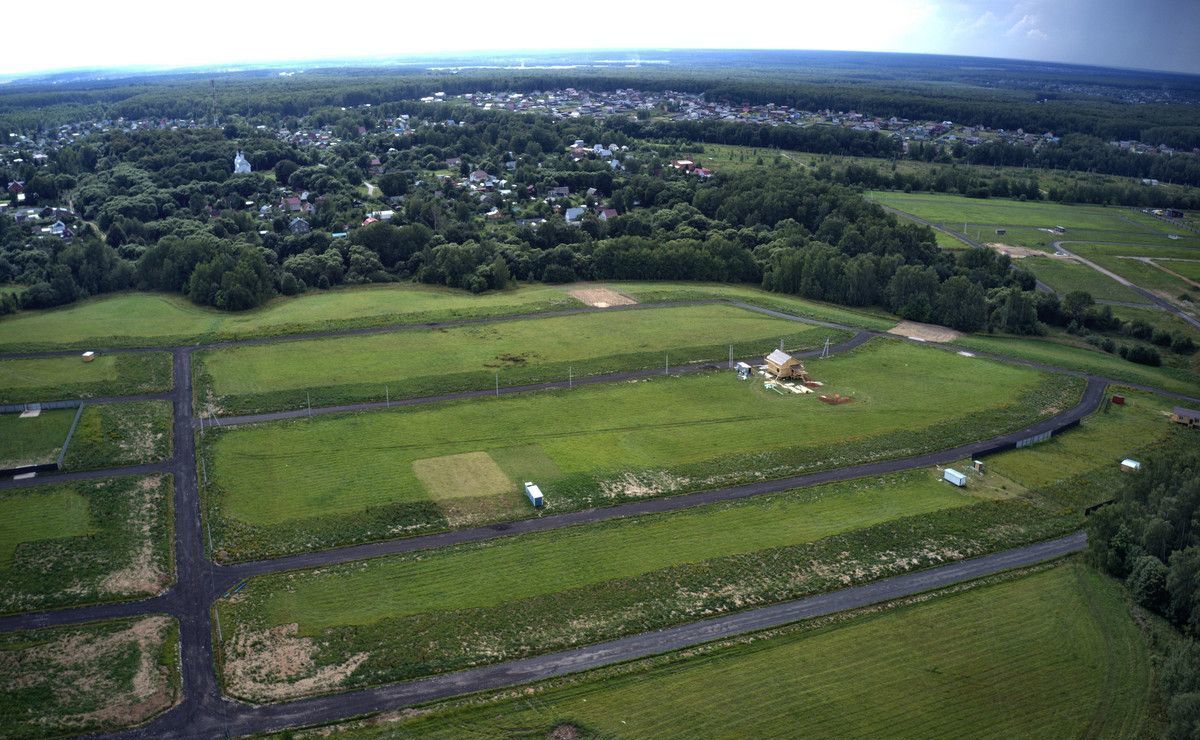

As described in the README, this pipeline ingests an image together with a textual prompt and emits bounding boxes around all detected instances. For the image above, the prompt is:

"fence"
[973,418,1081,459]
[0,400,85,478]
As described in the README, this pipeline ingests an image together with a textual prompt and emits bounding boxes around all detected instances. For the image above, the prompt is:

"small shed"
[735,361,753,380]
[523,481,544,508]
[1120,459,1142,473]
[766,349,806,379]
[1112,395,1125,405]
[943,468,967,487]
[81,351,96,363]
[1171,407,1200,429]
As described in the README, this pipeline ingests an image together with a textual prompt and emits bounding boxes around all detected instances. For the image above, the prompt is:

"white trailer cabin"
[735,362,753,380]
[524,481,544,507]
[943,468,967,487]
[1120,459,1142,473]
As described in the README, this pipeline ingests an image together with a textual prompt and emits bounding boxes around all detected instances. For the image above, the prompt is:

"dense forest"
[1087,439,1200,739]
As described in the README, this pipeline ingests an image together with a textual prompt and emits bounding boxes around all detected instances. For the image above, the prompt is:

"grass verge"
[60,401,173,471]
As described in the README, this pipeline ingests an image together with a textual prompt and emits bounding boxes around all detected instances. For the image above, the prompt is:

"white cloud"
[1006,13,1045,38]
[956,10,998,34]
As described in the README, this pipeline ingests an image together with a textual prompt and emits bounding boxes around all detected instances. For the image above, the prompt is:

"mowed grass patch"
[0,408,74,468]
[0,487,92,566]
[298,563,1151,740]
[202,339,1080,561]
[0,352,171,403]
[0,475,174,614]
[194,304,838,414]
[0,284,581,351]
[60,401,173,472]
[0,615,180,738]
[222,467,1070,701]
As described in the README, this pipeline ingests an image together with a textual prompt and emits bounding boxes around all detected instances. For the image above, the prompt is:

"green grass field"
[869,191,1200,250]
[221,465,1078,701]
[60,401,173,471]
[202,339,1079,561]
[954,333,1199,395]
[1158,258,1200,282]
[1025,255,1151,304]
[219,379,1175,701]
[294,563,1151,740]
[0,615,180,738]
[0,281,897,355]
[0,284,581,351]
[0,352,172,403]
[987,387,1189,505]
[194,304,842,414]
[0,408,75,468]
[0,475,173,614]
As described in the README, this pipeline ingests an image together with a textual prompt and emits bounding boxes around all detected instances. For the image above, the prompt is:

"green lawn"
[954,333,1199,395]
[1025,255,1150,304]
[223,469,982,632]
[203,339,1079,561]
[60,401,173,472]
[1158,259,1200,282]
[0,284,581,351]
[0,281,897,353]
[869,191,1198,246]
[298,563,1151,740]
[221,380,1173,702]
[0,475,174,614]
[610,281,900,330]
[0,615,180,738]
[195,304,840,414]
[0,352,172,403]
[0,408,75,468]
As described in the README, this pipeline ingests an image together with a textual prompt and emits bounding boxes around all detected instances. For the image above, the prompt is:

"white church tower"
[234,150,251,174]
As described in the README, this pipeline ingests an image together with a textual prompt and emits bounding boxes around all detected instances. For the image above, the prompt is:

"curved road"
[0,300,1190,738]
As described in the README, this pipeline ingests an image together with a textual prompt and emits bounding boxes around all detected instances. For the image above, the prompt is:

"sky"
[4,0,1198,77]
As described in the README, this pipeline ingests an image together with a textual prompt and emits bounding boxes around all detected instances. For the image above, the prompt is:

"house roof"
[1174,406,1200,420]
[766,349,798,366]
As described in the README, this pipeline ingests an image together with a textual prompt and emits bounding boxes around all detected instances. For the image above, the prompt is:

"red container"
[1112,395,1125,405]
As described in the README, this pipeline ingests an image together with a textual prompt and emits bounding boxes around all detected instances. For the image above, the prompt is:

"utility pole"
[307,392,312,418]
[385,385,389,407]
[569,366,573,388]
[665,353,669,376]
[495,372,499,396]
[729,344,733,368]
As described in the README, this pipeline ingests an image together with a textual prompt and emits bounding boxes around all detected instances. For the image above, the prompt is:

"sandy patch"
[567,286,637,308]
[887,321,962,343]
[224,623,369,702]
[985,242,1060,259]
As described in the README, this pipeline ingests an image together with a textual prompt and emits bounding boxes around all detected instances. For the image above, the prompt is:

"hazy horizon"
[3,0,1198,79]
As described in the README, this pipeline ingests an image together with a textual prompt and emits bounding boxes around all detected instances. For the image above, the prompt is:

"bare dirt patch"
[224,623,369,702]
[0,615,178,734]
[985,242,1060,259]
[100,476,171,597]
[887,321,962,343]
[567,285,637,308]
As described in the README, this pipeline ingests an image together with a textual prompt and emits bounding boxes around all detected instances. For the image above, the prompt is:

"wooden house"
[766,349,807,380]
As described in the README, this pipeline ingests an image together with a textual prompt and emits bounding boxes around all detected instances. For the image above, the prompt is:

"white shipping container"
[524,481,544,507]
[943,468,967,487]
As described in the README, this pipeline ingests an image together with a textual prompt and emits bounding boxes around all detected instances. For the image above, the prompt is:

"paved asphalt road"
[1053,240,1200,331]
[0,299,1189,738]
